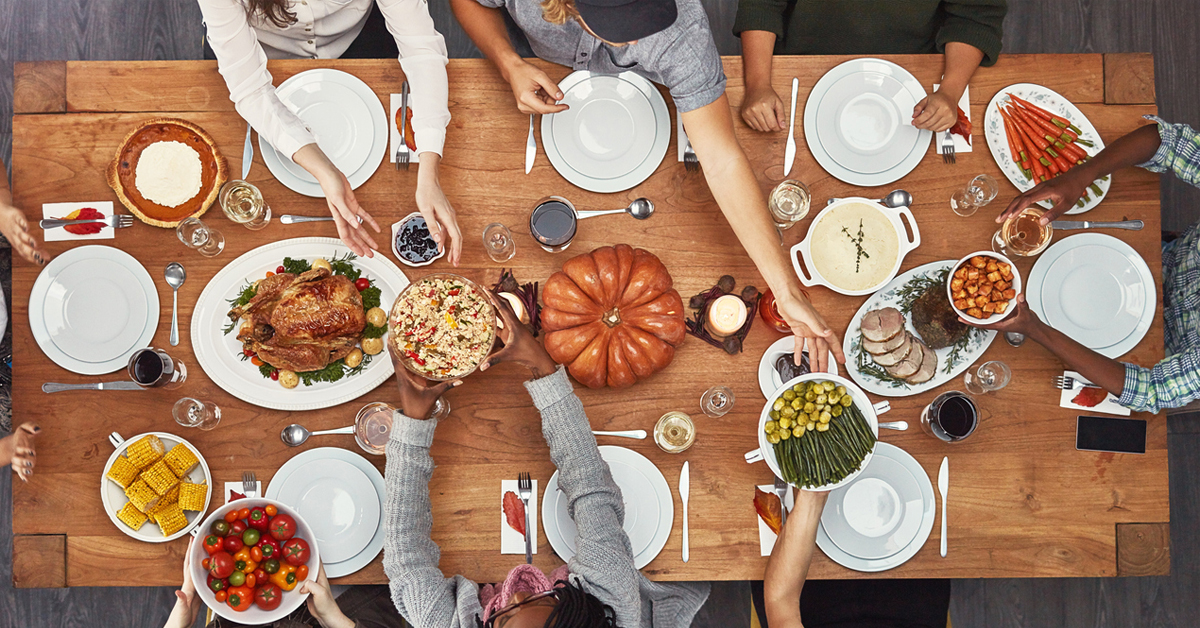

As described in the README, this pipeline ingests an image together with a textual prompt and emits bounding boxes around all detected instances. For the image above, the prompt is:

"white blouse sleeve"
[377,0,452,157]
[198,0,316,161]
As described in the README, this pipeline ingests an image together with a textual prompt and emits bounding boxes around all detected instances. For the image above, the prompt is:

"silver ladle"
[576,198,655,220]
[281,423,355,447]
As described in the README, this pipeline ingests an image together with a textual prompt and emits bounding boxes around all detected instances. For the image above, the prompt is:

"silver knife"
[280,215,334,224]
[1051,219,1143,231]
[525,114,536,174]
[784,77,798,176]
[680,461,690,563]
[242,122,254,180]
[938,457,949,558]
[43,381,143,393]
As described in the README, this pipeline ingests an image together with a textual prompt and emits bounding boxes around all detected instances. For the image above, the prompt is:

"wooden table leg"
[12,534,67,588]
[13,61,67,114]
[1116,522,1171,576]
[1104,53,1157,105]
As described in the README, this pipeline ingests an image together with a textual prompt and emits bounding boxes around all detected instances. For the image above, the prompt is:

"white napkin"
[756,484,794,556]
[500,479,538,555]
[223,481,262,503]
[42,201,115,242]
[1059,370,1130,416]
[932,84,972,154]
[390,93,409,163]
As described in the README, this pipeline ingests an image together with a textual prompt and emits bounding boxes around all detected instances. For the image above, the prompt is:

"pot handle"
[894,205,922,253]
[744,448,764,464]
[873,401,892,416]
[790,239,818,287]
[108,432,125,450]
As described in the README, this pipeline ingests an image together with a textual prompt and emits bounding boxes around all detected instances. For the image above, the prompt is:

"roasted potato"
[951,255,1017,320]
[967,307,984,318]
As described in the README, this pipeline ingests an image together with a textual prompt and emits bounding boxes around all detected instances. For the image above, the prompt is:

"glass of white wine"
[769,180,811,231]
[220,180,271,230]
[992,207,1053,257]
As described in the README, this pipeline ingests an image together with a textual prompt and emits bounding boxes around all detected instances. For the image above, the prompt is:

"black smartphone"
[1076,415,1146,454]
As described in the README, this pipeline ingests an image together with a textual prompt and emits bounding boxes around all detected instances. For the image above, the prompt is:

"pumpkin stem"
[602,307,621,328]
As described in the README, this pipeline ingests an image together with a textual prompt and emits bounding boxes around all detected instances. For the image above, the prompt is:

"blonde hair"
[541,0,578,25]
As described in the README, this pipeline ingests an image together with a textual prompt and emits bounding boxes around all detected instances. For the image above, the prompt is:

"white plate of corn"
[100,432,212,542]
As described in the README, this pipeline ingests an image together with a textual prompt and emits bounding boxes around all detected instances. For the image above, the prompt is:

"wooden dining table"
[8,53,1169,588]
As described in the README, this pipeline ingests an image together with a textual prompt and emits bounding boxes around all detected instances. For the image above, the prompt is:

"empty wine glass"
[700,385,735,417]
[950,174,999,217]
[173,397,221,430]
[964,360,1012,395]
[769,180,811,230]
[176,217,225,257]
[482,223,516,263]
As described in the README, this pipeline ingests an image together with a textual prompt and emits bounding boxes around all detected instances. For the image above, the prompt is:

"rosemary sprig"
[841,219,871,273]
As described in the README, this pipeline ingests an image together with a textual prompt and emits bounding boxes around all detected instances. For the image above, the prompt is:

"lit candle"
[705,294,748,338]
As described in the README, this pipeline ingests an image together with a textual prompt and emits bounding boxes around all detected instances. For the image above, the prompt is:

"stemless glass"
[919,391,979,442]
[219,179,271,230]
[700,385,735,418]
[964,360,1013,395]
[482,223,516,263]
[654,411,695,453]
[768,180,811,230]
[529,196,578,253]
[176,217,225,257]
[950,174,1000,217]
[992,207,1053,257]
[127,347,187,389]
[173,397,221,430]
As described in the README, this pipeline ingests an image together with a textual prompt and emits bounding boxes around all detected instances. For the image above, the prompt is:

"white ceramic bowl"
[389,272,497,382]
[755,373,880,491]
[790,197,921,296]
[190,498,321,625]
[947,251,1022,325]
[391,212,445,268]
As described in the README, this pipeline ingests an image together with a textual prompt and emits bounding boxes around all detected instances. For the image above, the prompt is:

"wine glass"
[176,217,225,257]
[992,207,1053,257]
[127,348,187,389]
[173,398,221,430]
[700,385,735,417]
[219,180,271,230]
[482,223,516,263]
[768,180,811,231]
[950,174,999,217]
[964,360,1012,395]
[919,391,979,443]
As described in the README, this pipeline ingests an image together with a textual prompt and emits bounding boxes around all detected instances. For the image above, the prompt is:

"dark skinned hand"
[387,343,460,420]
[479,292,559,379]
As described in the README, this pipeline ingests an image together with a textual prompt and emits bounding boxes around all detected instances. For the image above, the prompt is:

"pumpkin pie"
[106,117,227,228]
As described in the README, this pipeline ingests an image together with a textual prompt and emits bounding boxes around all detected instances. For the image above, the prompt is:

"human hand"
[740,83,786,132]
[293,144,381,257]
[912,90,959,132]
[387,343,461,420]
[415,157,462,266]
[479,292,557,378]
[994,168,1092,225]
[0,204,50,265]
[1,422,40,482]
[504,60,569,115]
[958,293,1044,337]
[163,551,202,628]
[301,565,355,628]
[774,292,845,373]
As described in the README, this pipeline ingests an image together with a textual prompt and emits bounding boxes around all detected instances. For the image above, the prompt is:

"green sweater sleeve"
[733,0,790,39]
[936,0,1007,66]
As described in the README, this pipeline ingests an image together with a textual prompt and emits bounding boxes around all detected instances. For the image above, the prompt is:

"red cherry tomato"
[224,510,240,523]
[229,520,248,536]
[276,265,285,274]
[223,535,244,553]
[253,568,268,585]
[209,552,235,579]
[215,590,228,603]
[265,505,278,516]
[202,557,211,571]
[296,564,309,580]
[242,348,255,357]
[355,278,370,291]
[238,507,251,520]
[270,370,279,381]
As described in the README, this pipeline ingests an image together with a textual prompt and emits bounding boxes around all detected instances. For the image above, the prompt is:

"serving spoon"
[281,423,355,447]
[826,189,913,208]
[164,262,186,346]
[576,198,654,220]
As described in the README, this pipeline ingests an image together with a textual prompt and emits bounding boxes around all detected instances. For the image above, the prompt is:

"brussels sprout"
[822,381,836,392]
[770,410,780,420]
[816,422,830,432]
[819,411,832,423]
[781,406,795,417]
[806,421,816,431]
[841,395,853,407]
[773,399,786,412]
[816,394,828,405]
[803,402,816,414]
[764,420,777,433]
[831,405,843,417]
[783,390,796,401]
[792,426,804,437]
[767,433,781,444]
[780,429,791,440]
[791,398,803,410]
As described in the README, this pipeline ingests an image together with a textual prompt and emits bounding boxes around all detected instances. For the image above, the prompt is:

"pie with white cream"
[107,118,227,227]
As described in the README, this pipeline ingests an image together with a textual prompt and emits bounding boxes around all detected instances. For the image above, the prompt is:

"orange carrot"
[1008,93,1084,135]
[999,108,1032,175]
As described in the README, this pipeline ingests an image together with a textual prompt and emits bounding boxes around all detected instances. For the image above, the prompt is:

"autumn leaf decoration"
[754,487,783,535]
[503,491,526,536]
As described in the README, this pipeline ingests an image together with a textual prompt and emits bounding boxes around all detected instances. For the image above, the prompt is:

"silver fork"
[40,215,134,230]
[518,472,533,565]
[773,476,788,527]
[242,471,257,497]
[395,81,410,170]
[941,130,956,164]
[1055,375,1101,390]
[683,140,699,173]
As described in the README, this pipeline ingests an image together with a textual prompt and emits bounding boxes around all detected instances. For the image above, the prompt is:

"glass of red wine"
[127,347,187,389]
[920,391,978,442]
[529,196,577,253]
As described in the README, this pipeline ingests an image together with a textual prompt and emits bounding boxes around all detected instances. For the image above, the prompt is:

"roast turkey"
[228,267,366,372]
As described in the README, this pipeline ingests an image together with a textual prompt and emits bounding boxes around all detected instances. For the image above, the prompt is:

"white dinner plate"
[542,445,673,569]
[822,454,923,560]
[29,245,159,375]
[983,83,1109,215]
[260,69,388,197]
[804,59,932,186]
[541,71,671,194]
[190,237,408,411]
[267,447,386,579]
[100,431,212,543]
[274,458,380,564]
[816,442,935,572]
[1026,233,1154,358]
[757,337,838,398]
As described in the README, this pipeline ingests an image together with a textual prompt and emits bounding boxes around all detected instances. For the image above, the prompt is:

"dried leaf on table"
[754,487,782,535]
[1072,386,1108,408]
[950,106,972,145]
[503,490,526,536]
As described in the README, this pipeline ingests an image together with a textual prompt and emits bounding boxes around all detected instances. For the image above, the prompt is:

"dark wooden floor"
[1,0,1198,626]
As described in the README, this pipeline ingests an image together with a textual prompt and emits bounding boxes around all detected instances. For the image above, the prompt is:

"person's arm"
[447,0,568,115]
[1118,351,1200,414]
[162,552,203,628]
[0,423,40,483]
[733,0,788,132]
[0,158,49,265]
[681,96,845,371]
[912,42,984,132]
[762,490,830,628]
[913,0,1005,131]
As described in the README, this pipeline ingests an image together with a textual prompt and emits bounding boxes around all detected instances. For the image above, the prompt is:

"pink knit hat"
[479,563,572,622]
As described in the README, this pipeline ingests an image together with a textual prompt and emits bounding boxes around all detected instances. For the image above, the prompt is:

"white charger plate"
[542,71,671,194]
[190,237,408,411]
[1026,233,1154,358]
[542,445,673,569]
[843,261,998,398]
[100,431,212,542]
[983,83,1109,215]
[267,447,386,579]
[273,457,380,564]
[260,69,387,198]
[816,442,935,572]
[757,337,838,398]
[29,245,159,375]
[804,58,932,186]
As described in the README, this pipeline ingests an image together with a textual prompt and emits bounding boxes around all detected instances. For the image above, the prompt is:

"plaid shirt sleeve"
[1138,115,1200,186]
[1119,352,1200,413]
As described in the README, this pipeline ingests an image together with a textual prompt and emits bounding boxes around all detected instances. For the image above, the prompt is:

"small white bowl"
[948,251,1022,325]
[391,212,445,268]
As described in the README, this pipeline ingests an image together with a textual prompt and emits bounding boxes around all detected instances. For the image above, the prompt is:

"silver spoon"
[576,198,654,220]
[281,423,355,447]
[826,190,913,208]
[878,421,908,431]
[164,263,186,346]
[592,429,647,439]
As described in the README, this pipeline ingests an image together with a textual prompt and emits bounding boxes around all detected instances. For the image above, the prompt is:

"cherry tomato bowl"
[190,498,320,625]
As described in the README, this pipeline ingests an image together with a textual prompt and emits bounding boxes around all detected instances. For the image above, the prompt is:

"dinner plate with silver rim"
[190,237,408,412]
[260,69,388,198]
[541,71,671,194]
[542,445,673,569]
[1025,233,1154,358]
[29,245,159,375]
[757,337,838,398]
[804,58,932,186]
[274,457,380,564]
[816,442,935,572]
[266,447,386,579]
[821,452,924,560]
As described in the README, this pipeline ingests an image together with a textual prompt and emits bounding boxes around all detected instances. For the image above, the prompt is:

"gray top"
[382,366,710,628]
[475,0,726,112]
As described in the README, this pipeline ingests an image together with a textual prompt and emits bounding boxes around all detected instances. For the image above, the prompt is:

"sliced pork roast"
[870,332,914,367]
[861,307,905,343]
[885,339,925,379]
[904,341,939,384]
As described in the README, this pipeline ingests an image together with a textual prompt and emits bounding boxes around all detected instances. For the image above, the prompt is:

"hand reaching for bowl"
[388,345,461,420]
[480,292,559,379]
[774,291,846,373]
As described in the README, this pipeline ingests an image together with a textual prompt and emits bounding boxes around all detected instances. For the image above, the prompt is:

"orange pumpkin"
[541,244,685,388]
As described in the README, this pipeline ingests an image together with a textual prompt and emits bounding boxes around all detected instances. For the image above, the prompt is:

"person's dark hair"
[247,0,297,28]
[544,579,618,628]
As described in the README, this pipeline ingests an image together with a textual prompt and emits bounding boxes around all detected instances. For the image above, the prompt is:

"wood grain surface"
[1104,53,1157,105]
[9,54,1168,587]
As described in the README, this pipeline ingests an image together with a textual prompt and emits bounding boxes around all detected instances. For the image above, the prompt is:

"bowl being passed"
[948,251,1022,325]
[190,498,321,625]
[391,212,445,268]
[388,273,497,381]
[790,197,921,296]
[756,372,879,492]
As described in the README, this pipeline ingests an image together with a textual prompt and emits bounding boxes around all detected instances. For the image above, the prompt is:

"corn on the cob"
[125,435,165,470]
[155,503,188,536]
[124,479,160,512]
[117,502,147,530]
[140,460,178,496]
[105,456,140,489]
[163,444,199,477]
[178,481,207,512]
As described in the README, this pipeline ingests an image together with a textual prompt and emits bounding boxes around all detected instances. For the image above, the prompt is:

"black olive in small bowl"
[390,213,445,267]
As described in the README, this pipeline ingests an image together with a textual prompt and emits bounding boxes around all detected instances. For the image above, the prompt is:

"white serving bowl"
[190,498,321,625]
[947,251,1022,325]
[790,197,921,296]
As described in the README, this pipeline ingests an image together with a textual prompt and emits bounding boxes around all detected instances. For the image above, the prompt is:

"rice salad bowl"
[389,273,497,381]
